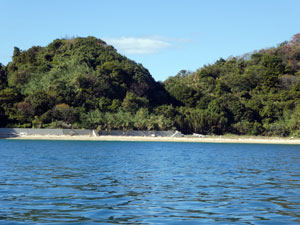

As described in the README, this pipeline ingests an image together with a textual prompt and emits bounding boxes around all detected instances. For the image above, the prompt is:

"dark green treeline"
[1,34,300,136]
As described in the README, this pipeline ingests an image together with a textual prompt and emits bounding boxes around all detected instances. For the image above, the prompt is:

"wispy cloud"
[103,36,172,54]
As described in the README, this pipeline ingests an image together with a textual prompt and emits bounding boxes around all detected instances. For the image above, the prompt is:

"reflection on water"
[0,140,300,224]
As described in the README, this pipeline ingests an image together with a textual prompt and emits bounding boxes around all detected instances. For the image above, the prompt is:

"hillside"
[0,37,174,130]
[1,34,300,136]
[164,33,300,136]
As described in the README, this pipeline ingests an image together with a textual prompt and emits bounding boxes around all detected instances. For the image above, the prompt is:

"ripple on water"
[0,140,300,224]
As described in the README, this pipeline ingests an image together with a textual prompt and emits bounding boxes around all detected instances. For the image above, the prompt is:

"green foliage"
[1,36,173,129]
[122,92,149,113]
[80,108,173,131]
[52,103,77,124]
[162,34,300,136]
[2,34,300,137]
[0,105,7,127]
[165,71,202,107]
[0,64,7,90]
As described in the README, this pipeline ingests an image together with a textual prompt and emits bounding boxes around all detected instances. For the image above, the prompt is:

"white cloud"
[103,36,172,54]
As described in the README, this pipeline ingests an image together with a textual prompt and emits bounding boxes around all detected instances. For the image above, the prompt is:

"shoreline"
[3,135,300,145]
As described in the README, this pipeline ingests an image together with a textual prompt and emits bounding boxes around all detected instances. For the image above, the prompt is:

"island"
[1,34,300,139]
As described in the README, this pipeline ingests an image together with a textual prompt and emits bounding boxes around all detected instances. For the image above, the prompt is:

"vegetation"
[1,34,300,136]
[0,37,174,131]
[164,33,300,136]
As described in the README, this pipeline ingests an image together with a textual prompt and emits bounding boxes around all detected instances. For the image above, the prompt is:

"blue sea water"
[0,140,299,225]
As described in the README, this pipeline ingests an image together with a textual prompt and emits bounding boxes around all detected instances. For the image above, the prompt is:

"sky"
[1,0,300,81]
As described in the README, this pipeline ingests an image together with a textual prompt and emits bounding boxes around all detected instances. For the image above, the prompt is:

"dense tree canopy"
[1,34,300,136]
[0,36,174,130]
[163,33,300,136]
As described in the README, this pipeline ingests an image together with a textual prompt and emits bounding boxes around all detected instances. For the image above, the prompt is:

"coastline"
[3,135,300,145]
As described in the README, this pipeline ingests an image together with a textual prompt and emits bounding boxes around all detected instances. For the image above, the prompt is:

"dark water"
[0,140,300,225]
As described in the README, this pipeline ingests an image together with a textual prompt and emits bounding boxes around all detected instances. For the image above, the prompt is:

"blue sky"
[1,0,300,81]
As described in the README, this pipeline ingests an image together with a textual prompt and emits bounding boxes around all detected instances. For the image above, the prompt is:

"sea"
[0,140,299,225]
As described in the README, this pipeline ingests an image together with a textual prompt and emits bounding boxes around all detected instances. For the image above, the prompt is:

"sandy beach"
[3,134,300,145]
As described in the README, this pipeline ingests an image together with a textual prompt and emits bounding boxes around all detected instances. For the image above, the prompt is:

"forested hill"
[0,36,174,130]
[1,34,300,136]
[164,33,300,136]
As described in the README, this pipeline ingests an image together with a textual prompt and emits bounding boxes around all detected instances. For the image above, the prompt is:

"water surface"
[0,140,299,224]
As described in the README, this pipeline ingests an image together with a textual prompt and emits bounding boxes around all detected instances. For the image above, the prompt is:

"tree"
[13,47,20,58]
[291,33,300,45]
[0,105,8,127]
[14,99,35,123]
[52,104,77,124]
[122,92,149,113]
[0,64,7,90]
[261,55,284,91]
